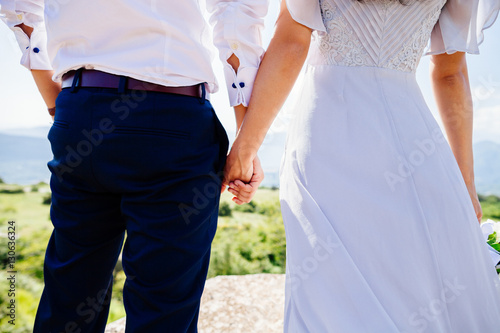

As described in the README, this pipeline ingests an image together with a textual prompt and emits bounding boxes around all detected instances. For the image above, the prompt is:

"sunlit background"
[0,0,499,188]
[0,3,499,332]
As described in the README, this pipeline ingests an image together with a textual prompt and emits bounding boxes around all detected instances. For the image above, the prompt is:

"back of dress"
[309,0,445,72]
[280,0,500,332]
[285,0,499,73]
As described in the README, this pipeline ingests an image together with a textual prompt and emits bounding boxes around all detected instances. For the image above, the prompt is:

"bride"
[224,0,500,331]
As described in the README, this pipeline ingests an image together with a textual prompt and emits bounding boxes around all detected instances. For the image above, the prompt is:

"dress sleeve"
[0,0,51,70]
[284,0,327,34]
[426,0,500,55]
[207,0,269,107]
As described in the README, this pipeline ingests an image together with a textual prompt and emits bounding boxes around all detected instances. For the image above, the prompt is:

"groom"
[1,0,266,331]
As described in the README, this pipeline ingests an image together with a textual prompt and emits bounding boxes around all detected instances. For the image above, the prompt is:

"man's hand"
[223,156,264,205]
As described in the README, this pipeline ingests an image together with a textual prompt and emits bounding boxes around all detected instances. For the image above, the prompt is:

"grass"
[2,182,499,331]
[0,183,52,234]
[0,184,280,331]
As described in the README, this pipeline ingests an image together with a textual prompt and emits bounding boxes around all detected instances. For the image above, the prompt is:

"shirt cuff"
[13,26,52,70]
[224,65,258,107]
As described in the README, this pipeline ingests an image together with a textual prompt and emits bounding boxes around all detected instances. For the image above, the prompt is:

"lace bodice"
[308,0,447,72]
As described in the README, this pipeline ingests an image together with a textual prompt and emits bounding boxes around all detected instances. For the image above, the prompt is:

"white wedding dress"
[279,0,500,332]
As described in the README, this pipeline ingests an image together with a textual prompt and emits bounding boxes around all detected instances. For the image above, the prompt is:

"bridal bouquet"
[481,219,500,274]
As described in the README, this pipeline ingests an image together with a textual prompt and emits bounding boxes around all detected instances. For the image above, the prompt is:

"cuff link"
[232,82,245,89]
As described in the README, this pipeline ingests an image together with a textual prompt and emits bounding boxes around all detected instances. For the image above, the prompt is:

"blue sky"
[0,1,499,144]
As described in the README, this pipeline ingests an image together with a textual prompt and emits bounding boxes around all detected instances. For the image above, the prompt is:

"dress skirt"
[280,64,500,332]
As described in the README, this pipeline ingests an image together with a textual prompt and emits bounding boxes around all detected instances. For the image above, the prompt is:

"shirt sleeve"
[426,0,500,55]
[285,0,327,34]
[0,0,51,70]
[207,0,269,107]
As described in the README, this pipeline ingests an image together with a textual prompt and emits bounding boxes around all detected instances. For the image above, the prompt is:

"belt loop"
[199,83,206,104]
[70,68,84,93]
[118,76,128,94]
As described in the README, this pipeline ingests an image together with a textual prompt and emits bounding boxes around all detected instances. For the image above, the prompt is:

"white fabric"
[0,0,269,106]
[427,0,500,55]
[307,0,445,72]
[0,1,49,70]
[280,0,500,332]
[285,0,327,33]
[480,220,500,265]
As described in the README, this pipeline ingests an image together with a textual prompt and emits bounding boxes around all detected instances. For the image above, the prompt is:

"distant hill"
[474,141,500,196]
[0,128,52,185]
[0,127,499,195]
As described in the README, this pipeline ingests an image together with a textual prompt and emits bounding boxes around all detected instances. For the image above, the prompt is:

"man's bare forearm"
[227,53,248,131]
[31,70,61,110]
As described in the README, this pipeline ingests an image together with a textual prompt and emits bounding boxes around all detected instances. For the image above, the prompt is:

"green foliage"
[0,177,4,184]
[233,200,257,213]
[208,198,286,278]
[0,187,284,330]
[3,206,17,213]
[218,202,232,217]
[256,202,281,216]
[0,272,42,333]
[42,193,51,205]
[108,270,126,322]
[487,232,500,251]
[0,222,47,333]
[479,194,500,203]
[0,183,24,194]
[0,188,24,194]
[14,229,51,280]
[480,195,500,220]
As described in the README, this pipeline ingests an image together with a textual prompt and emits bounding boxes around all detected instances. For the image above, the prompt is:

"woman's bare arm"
[430,51,482,222]
[223,0,312,196]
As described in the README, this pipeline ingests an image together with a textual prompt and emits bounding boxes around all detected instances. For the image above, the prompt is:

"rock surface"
[104,274,285,333]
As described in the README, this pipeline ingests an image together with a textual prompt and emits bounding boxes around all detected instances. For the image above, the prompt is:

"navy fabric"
[34,86,228,333]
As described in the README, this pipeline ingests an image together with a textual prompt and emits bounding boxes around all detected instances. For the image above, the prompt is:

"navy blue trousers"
[34,85,228,332]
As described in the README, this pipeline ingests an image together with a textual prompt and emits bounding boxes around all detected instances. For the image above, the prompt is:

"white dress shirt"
[0,0,269,106]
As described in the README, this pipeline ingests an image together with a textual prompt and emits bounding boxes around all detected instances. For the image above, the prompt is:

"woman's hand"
[465,180,483,223]
[222,146,254,187]
[226,156,264,205]
[222,147,264,204]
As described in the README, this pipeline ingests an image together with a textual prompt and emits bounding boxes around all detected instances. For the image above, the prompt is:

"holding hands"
[221,0,314,205]
[222,149,264,205]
